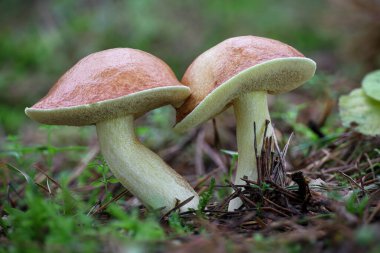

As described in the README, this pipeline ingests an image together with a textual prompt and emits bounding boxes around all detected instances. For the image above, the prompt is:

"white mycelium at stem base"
[96,115,199,213]
[228,91,273,211]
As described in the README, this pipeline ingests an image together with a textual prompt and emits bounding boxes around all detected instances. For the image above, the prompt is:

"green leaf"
[362,69,380,102]
[106,204,165,241]
[339,88,380,136]
[198,178,215,211]
[168,212,192,235]
[345,190,369,217]
[6,163,32,184]
[355,225,376,246]
[220,149,238,158]
[60,188,79,215]
[3,185,100,252]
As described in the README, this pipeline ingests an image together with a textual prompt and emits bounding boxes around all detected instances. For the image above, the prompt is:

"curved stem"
[96,115,199,213]
[228,91,273,211]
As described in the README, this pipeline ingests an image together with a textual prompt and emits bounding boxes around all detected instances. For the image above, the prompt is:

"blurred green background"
[0,0,379,135]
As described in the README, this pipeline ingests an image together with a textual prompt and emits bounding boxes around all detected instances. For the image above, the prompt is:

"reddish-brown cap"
[175,36,316,132]
[25,48,190,126]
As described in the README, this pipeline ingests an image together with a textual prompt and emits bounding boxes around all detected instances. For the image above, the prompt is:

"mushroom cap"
[175,36,316,132]
[362,70,380,102]
[25,48,189,126]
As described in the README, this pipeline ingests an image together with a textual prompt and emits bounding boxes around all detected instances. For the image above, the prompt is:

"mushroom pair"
[26,48,199,213]
[26,36,316,213]
[174,36,316,210]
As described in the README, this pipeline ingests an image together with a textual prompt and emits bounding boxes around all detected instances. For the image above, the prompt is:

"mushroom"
[174,36,316,210]
[25,48,199,213]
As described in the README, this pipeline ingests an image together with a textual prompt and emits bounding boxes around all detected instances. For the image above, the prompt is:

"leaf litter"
[1,123,379,253]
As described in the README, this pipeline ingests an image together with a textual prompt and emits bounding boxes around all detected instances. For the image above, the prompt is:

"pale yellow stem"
[228,91,273,211]
[96,115,199,213]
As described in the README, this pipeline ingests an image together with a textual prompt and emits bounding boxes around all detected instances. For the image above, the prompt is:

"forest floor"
[1,123,379,253]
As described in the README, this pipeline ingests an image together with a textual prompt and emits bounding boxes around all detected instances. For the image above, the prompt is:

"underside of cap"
[174,57,316,132]
[26,86,189,126]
